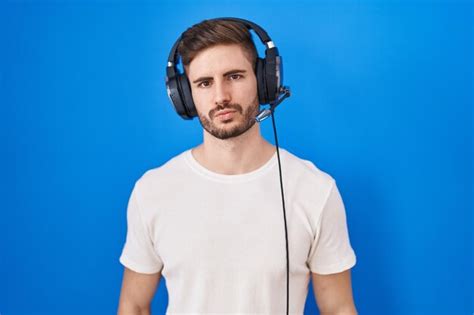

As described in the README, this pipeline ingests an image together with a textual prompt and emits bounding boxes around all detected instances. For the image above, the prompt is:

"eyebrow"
[192,69,247,84]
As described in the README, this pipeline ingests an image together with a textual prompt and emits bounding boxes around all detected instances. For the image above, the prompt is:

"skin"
[117,43,357,315]
[187,43,275,175]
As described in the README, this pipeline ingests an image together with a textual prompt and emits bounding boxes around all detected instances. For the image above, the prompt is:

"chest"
[151,183,314,277]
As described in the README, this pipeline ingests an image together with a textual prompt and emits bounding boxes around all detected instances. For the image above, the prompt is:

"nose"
[214,79,231,106]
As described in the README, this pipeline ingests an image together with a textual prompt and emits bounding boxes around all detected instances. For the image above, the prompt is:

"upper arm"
[117,267,161,314]
[312,269,357,315]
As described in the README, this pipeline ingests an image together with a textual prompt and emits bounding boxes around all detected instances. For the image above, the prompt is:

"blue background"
[1,0,472,314]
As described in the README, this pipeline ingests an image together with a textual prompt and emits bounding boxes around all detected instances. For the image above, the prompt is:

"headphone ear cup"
[255,57,267,104]
[166,74,190,119]
[178,74,197,118]
[264,55,279,103]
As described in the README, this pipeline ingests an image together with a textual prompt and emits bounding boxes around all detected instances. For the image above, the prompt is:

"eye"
[197,80,211,88]
[229,74,243,80]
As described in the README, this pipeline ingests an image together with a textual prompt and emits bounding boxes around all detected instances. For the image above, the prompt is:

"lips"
[215,110,236,117]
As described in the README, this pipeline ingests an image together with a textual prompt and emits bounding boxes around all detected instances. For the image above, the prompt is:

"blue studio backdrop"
[1,0,472,314]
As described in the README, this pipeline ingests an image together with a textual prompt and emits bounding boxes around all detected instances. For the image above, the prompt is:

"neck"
[191,123,276,175]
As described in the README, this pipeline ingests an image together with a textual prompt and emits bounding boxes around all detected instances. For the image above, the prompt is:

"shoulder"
[133,149,191,195]
[280,148,335,187]
[280,149,340,235]
[279,148,337,210]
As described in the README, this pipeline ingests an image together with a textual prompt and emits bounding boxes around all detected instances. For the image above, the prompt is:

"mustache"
[209,103,243,119]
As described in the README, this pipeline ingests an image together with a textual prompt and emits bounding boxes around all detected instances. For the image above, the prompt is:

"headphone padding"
[264,55,279,103]
[178,74,197,118]
[167,74,190,119]
[255,57,267,104]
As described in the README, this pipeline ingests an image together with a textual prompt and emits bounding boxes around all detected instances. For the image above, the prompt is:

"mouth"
[214,110,238,121]
[215,110,237,117]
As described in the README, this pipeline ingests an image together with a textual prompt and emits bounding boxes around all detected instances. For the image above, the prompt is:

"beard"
[197,101,260,140]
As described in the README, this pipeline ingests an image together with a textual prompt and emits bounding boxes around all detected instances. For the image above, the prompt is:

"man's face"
[186,44,259,140]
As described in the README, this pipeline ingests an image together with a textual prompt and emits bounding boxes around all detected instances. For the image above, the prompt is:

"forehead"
[187,44,253,80]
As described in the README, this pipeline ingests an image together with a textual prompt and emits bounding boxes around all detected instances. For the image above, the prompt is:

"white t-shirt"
[119,148,356,315]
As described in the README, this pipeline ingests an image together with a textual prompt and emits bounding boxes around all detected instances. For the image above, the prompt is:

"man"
[117,18,357,315]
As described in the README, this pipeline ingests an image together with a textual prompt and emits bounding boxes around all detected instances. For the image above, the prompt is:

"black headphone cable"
[256,86,291,315]
[271,111,290,315]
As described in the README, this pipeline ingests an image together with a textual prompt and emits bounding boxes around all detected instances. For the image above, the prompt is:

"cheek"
[239,77,258,100]
[190,88,211,113]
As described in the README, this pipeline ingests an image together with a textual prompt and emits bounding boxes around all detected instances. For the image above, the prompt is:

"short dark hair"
[177,19,258,71]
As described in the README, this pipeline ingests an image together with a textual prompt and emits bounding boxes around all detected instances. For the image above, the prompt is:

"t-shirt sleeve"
[307,180,357,275]
[119,184,164,274]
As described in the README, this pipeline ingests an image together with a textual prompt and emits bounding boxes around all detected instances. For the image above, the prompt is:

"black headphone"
[165,17,284,120]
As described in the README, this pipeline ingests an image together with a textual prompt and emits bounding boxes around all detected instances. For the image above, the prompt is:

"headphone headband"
[167,17,277,66]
